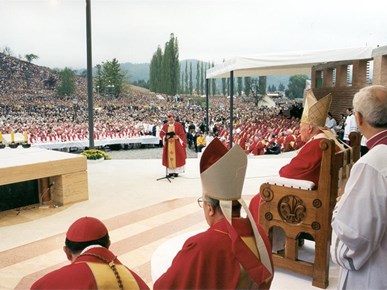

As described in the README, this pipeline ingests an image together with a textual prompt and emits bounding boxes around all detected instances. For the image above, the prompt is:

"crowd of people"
[1,53,304,155]
[0,90,304,154]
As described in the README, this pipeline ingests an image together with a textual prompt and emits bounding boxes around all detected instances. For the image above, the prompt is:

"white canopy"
[206,47,374,79]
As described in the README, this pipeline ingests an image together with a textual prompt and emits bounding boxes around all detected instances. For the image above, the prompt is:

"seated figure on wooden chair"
[154,138,274,290]
[249,90,340,249]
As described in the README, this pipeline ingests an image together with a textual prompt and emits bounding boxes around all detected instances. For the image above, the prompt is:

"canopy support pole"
[86,0,94,149]
[205,78,209,133]
[229,71,234,149]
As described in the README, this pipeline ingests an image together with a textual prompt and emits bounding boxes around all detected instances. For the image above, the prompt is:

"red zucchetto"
[66,217,108,242]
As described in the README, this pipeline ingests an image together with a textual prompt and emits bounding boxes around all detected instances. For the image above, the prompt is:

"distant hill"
[120,62,149,82]
[122,59,289,89]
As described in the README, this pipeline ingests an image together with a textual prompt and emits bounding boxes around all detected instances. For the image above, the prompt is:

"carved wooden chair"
[258,132,361,288]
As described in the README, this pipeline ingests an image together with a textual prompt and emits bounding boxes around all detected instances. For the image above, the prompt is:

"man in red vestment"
[154,138,273,290]
[249,90,335,224]
[283,129,296,152]
[31,217,149,290]
[159,113,187,177]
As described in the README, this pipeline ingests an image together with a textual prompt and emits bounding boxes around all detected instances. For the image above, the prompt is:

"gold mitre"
[200,138,247,201]
[301,90,332,127]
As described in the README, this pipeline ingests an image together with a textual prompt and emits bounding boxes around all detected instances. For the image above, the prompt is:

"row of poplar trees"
[149,33,180,96]
[149,33,305,98]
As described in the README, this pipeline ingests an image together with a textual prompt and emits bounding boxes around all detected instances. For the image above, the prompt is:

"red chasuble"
[160,122,187,169]
[31,247,149,290]
[279,137,326,186]
[153,218,273,290]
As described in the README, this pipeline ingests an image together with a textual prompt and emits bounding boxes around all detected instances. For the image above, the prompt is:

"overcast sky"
[1,0,386,69]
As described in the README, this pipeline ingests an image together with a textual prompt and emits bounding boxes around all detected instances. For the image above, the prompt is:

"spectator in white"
[335,114,346,141]
[205,131,215,148]
[331,85,387,290]
[343,108,358,144]
[325,112,337,135]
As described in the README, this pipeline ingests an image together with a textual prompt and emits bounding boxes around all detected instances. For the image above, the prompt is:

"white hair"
[353,85,387,128]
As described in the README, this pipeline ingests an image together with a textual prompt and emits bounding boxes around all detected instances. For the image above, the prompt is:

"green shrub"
[81,149,111,160]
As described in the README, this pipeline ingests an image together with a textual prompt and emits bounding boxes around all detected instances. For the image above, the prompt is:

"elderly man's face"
[300,122,312,142]
[199,195,216,226]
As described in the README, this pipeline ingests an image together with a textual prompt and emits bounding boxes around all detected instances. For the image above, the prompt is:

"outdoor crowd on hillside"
[0,52,305,155]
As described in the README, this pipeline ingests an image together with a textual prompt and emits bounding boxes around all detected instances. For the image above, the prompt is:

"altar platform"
[0,147,88,207]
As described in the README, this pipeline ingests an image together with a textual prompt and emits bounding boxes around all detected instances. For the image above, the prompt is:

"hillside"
[120,62,150,82]
[0,52,93,101]
[0,52,290,100]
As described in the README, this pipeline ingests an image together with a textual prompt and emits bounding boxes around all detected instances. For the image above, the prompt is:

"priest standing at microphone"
[160,113,187,177]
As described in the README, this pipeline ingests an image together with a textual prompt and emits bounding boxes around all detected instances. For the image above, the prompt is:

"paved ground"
[100,144,291,160]
[106,145,199,159]
[0,146,341,290]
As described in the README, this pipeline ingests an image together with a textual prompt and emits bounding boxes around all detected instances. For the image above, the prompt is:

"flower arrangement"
[81,149,111,160]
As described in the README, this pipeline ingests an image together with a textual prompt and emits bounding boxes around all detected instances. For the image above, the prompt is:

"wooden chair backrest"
[258,132,361,288]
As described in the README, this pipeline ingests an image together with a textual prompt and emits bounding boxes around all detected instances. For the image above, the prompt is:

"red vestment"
[238,136,247,150]
[154,218,273,290]
[279,137,326,185]
[160,122,187,169]
[283,134,296,152]
[31,247,149,290]
[253,140,266,155]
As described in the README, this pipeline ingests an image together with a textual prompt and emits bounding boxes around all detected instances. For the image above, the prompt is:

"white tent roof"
[206,47,375,79]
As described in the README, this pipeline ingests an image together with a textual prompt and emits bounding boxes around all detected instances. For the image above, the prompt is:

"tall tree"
[211,61,216,96]
[189,63,193,95]
[149,46,163,92]
[162,33,180,95]
[200,62,204,95]
[196,61,200,95]
[56,67,76,97]
[258,76,267,95]
[149,34,180,95]
[1,46,13,56]
[211,62,216,96]
[101,58,126,98]
[94,64,104,95]
[287,74,308,99]
[173,35,180,95]
[180,69,185,94]
[237,77,243,96]
[25,53,39,63]
[184,62,188,94]
[244,77,251,96]
[221,60,226,96]
[222,78,226,96]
